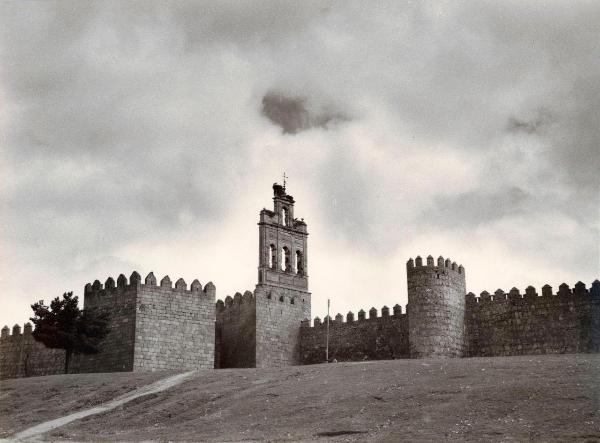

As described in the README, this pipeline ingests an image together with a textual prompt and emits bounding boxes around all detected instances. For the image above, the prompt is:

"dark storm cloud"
[507,109,553,135]
[261,92,349,134]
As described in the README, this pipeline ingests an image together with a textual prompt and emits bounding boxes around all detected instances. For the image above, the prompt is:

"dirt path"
[3,371,196,442]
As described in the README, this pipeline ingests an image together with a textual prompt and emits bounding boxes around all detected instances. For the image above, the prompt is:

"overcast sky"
[1,1,599,328]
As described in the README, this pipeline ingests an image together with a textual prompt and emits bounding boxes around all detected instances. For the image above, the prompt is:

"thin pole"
[326,298,330,363]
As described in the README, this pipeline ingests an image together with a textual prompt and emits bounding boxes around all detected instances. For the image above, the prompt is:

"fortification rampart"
[254,284,311,367]
[407,255,466,358]
[466,280,600,357]
[1,270,216,379]
[77,272,139,373]
[300,305,409,364]
[132,272,215,371]
[2,237,598,379]
[215,290,256,368]
[0,323,65,379]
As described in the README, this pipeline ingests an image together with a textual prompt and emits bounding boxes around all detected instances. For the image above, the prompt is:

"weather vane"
[283,171,288,191]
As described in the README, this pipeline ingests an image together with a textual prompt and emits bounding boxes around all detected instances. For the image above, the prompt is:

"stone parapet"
[300,304,409,364]
[466,280,600,356]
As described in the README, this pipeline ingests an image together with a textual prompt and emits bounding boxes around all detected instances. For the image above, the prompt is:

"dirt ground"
[0,370,172,438]
[2,354,600,442]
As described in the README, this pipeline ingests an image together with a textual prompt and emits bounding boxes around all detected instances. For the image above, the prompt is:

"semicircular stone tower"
[407,255,466,358]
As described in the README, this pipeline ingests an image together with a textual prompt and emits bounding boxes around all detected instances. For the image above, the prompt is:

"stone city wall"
[0,324,64,380]
[77,273,138,373]
[300,305,409,364]
[133,272,216,371]
[215,291,256,368]
[1,270,216,379]
[0,271,140,380]
[466,280,600,356]
[255,285,311,367]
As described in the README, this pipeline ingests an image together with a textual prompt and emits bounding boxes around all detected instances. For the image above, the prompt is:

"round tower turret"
[407,255,467,358]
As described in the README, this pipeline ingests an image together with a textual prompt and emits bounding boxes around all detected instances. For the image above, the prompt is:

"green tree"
[30,292,110,373]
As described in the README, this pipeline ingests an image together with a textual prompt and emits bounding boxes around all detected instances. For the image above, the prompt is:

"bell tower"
[257,182,308,288]
[254,182,311,367]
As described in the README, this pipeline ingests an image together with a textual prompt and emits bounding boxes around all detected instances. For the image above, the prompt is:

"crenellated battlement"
[467,280,600,306]
[302,304,406,329]
[0,321,65,379]
[0,323,33,341]
[300,303,409,363]
[216,290,255,312]
[84,271,215,299]
[466,279,600,357]
[406,255,465,278]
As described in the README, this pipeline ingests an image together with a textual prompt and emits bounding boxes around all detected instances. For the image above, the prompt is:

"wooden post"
[326,298,330,363]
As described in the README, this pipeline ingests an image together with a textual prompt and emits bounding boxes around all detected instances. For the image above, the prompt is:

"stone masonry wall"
[466,280,600,356]
[300,305,409,364]
[75,273,138,373]
[1,271,217,379]
[0,272,139,379]
[215,291,256,368]
[255,284,311,367]
[0,324,65,380]
[133,273,215,371]
[407,256,466,358]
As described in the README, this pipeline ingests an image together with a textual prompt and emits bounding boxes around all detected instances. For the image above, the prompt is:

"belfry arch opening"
[269,244,276,269]
[295,250,304,275]
[281,246,291,272]
[281,207,289,227]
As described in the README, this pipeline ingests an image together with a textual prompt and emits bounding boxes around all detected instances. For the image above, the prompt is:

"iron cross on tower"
[283,172,288,191]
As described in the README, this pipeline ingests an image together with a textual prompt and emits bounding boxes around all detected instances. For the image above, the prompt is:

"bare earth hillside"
[1,355,600,442]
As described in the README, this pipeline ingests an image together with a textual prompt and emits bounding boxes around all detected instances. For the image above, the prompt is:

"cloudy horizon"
[1,1,599,328]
